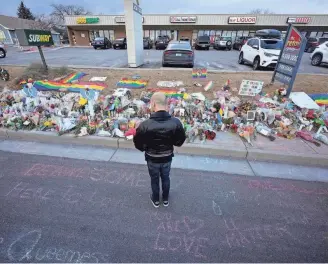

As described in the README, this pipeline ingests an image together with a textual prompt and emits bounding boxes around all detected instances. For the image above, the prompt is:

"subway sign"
[76,17,100,24]
[15,29,54,46]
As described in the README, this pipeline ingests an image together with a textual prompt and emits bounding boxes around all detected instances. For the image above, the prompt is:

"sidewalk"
[1,128,327,167]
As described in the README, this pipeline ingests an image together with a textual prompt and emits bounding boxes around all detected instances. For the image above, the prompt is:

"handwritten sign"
[238,80,264,96]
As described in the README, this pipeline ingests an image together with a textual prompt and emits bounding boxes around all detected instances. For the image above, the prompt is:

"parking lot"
[1,46,327,74]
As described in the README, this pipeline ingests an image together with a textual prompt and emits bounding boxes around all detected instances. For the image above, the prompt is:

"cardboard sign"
[239,80,264,96]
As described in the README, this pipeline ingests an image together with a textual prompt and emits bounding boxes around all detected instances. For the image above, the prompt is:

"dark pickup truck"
[194,36,211,50]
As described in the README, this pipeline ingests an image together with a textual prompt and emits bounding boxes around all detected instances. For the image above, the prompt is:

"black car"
[92,37,111,49]
[162,41,194,68]
[194,35,211,50]
[155,36,170,50]
[143,37,152,49]
[113,38,127,49]
[233,36,251,50]
[305,37,328,53]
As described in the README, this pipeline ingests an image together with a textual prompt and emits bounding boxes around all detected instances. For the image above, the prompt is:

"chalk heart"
[183,216,204,234]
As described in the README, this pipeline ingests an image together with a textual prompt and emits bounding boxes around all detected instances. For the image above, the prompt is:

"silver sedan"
[162,41,194,68]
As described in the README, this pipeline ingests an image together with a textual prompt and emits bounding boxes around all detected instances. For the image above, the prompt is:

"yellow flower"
[79,97,88,106]
[44,121,52,127]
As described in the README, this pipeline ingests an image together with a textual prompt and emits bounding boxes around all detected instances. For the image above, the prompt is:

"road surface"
[0,149,327,263]
[2,46,328,74]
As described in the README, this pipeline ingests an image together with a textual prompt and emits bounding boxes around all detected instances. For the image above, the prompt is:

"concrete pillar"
[124,0,144,67]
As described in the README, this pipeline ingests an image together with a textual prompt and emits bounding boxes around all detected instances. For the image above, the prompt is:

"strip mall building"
[65,14,328,46]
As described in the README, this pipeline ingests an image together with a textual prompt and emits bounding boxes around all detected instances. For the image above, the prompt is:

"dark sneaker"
[163,200,169,207]
[150,195,160,208]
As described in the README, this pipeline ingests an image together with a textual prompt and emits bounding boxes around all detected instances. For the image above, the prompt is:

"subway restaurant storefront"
[65,14,328,46]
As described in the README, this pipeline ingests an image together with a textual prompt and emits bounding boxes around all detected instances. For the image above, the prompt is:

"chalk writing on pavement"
[4,229,109,263]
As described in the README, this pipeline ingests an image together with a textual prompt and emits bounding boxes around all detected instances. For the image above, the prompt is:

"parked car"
[238,36,283,70]
[162,41,194,68]
[310,41,328,66]
[305,37,328,53]
[0,42,6,58]
[143,37,152,49]
[194,35,211,50]
[113,38,127,49]
[92,37,112,49]
[214,37,232,50]
[233,36,251,50]
[155,36,170,50]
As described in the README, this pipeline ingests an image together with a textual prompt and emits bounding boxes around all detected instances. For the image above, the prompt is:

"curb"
[2,64,328,76]
[1,129,327,167]
[247,149,328,168]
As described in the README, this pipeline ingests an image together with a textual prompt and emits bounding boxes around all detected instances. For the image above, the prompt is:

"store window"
[237,31,243,36]
[156,30,160,38]
[317,32,323,37]
[104,30,110,39]
[99,30,104,37]
[198,30,204,36]
[109,30,114,41]
[144,30,150,37]
[322,32,328,37]
[216,30,222,37]
[204,30,210,36]
[150,30,155,41]
[310,32,317,37]
[249,31,255,37]
[231,31,237,42]
[89,31,95,42]
[243,31,249,37]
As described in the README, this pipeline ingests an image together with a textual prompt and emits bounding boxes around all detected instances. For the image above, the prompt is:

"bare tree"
[50,4,91,28]
[248,9,275,14]
[33,14,56,30]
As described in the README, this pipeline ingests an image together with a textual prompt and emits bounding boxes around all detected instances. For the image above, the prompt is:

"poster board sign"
[15,29,54,46]
[272,25,306,96]
[239,80,264,96]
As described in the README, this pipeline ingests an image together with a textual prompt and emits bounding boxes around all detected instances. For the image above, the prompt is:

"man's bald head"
[150,92,167,112]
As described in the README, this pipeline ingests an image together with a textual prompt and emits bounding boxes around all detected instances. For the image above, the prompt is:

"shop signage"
[76,17,100,24]
[15,29,54,46]
[170,16,197,23]
[228,16,257,24]
[133,3,142,15]
[115,16,144,23]
[287,17,311,24]
[239,80,264,96]
[272,25,307,96]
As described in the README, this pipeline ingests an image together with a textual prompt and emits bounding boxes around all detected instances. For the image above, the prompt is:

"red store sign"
[228,16,257,24]
[287,17,311,24]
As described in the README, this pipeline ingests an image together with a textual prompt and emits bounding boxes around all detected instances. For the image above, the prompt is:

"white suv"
[310,41,328,66]
[238,37,283,70]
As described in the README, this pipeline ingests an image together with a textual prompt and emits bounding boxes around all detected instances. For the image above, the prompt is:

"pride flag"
[309,94,328,106]
[192,68,207,78]
[147,88,184,98]
[117,78,148,89]
[33,80,106,93]
[60,72,87,83]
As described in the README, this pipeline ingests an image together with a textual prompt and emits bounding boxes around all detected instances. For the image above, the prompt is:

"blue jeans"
[147,161,172,202]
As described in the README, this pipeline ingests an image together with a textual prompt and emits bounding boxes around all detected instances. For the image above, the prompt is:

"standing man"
[133,92,186,208]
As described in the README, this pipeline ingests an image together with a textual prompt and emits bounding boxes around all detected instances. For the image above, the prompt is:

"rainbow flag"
[117,78,148,89]
[33,80,106,93]
[60,72,87,83]
[147,88,183,98]
[309,94,328,106]
[192,68,207,78]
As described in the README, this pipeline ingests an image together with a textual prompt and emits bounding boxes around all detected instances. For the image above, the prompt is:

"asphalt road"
[2,46,328,74]
[0,150,327,263]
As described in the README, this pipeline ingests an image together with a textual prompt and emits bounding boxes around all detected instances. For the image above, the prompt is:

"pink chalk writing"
[5,182,125,209]
[23,163,148,188]
[248,179,328,196]
[153,215,208,259]
[223,218,294,248]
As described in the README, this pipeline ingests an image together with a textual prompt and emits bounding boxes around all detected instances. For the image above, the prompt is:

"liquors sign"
[228,16,257,24]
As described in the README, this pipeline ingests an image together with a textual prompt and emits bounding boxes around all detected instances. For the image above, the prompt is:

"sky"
[1,0,327,17]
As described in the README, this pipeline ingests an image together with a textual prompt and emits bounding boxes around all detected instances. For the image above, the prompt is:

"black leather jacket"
[133,111,186,162]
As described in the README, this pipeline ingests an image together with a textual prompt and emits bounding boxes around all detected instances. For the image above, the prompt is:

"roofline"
[0,23,9,30]
[64,13,328,17]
